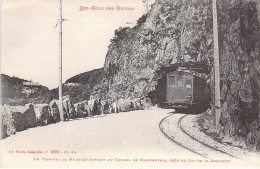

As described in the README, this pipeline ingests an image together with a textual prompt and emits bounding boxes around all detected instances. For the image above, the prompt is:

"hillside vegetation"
[1,74,49,105]
[45,68,105,103]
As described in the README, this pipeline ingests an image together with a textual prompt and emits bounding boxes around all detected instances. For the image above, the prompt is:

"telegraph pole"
[212,0,221,131]
[59,0,64,121]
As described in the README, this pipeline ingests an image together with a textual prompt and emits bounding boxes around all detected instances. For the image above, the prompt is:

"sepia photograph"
[1,0,260,168]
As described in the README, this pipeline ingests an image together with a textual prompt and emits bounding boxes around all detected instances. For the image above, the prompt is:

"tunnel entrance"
[148,62,210,109]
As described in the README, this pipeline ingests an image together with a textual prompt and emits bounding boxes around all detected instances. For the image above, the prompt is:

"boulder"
[111,98,143,113]
[109,105,114,114]
[49,96,76,120]
[85,104,92,116]
[4,105,28,132]
[88,99,102,116]
[141,97,152,110]
[74,100,89,118]
[75,103,84,117]
[117,99,134,112]
[11,112,26,132]
[49,102,60,123]
[101,100,110,114]
[1,106,16,139]
[97,99,103,115]
[246,121,260,151]
[1,119,8,139]
[40,106,52,125]
[49,99,64,120]
[63,96,77,119]
[33,104,47,119]
[34,104,52,125]
[112,102,118,113]
[23,104,36,128]
[132,98,142,110]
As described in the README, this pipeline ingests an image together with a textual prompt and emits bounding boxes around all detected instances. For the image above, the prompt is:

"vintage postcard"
[1,0,260,168]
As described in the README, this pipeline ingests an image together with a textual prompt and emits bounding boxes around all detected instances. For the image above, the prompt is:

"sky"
[1,0,154,89]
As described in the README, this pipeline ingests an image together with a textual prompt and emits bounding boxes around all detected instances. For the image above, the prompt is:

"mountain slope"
[65,68,104,88]
[43,68,105,104]
[1,74,49,105]
[1,68,105,105]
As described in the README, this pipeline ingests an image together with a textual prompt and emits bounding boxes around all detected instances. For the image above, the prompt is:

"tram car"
[166,69,209,111]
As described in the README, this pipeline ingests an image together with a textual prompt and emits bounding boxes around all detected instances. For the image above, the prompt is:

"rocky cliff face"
[98,0,214,104]
[217,0,260,151]
[91,0,260,150]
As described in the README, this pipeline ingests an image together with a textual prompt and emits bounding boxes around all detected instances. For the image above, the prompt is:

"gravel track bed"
[160,114,233,159]
[181,114,260,160]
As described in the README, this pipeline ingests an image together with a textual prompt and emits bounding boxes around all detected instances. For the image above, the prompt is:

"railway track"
[159,113,241,160]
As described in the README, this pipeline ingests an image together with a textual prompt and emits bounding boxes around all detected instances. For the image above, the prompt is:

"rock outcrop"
[23,104,37,128]
[1,106,16,139]
[49,95,76,120]
[74,100,90,117]
[1,95,78,139]
[34,104,52,125]
[217,0,260,151]
[1,104,36,137]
